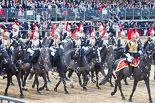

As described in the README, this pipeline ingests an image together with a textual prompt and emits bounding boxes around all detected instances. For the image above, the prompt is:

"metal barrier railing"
[0,8,155,22]
[0,95,25,103]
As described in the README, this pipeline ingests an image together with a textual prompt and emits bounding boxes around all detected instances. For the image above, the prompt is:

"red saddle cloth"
[115,57,139,72]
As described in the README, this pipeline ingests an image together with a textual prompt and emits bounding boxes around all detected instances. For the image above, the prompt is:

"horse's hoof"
[11,83,15,86]
[128,98,133,102]
[54,88,57,92]
[97,87,101,90]
[83,87,87,91]
[70,84,74,88]
[32,85,35,88]
[122,97,126,100]
[48,80,51,83]
[46,88,49,91]
[39,87,44,91]
[20,94,24,98]
[37,92,41,95]
[65,91,69,94]
[110,84,114,87]
[4,93,8,96]
[149,100,153,103]
[92,80,96,83]
[111,92,115,96]
[125,83,129,85]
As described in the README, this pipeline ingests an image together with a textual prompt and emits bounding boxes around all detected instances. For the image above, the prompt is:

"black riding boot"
[128,62,134,80]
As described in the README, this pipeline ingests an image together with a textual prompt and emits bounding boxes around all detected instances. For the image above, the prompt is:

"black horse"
[0,46,24,98]
[100,41,154,103]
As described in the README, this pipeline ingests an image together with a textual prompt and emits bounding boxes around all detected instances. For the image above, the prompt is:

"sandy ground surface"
[0,65,155,103]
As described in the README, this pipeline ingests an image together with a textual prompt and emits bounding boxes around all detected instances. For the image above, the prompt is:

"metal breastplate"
[32,40,40,49]
[89,39,95,47]
[128,41,138,53]
[53,39,61,47]
[75,39,81,48]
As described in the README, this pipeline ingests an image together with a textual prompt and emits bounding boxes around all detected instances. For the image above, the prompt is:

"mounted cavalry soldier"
[49,28,62,64]
[27,32,42,72]
[0,31,14,56]
[98,28,110,47]
[10,20,21,40]
[125,28,142,79]
[85,28,96,47]
[117,28,126,48]
[72,32,81,49]
[63,22,71,40]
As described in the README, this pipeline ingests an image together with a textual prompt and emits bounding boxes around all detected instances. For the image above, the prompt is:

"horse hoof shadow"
[128,98,133,102]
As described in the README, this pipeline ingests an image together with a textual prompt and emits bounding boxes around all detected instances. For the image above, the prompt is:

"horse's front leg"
[96,70,101,89]
[10,75,15,86]
[35,73,41,95]
[68,69,75,88]
[4,74,11,96]
[144,78,153,103]
[128,79,138,102]
[39,74,48,91]
[22,73,29,90]
[62,78,69,94]
[16,73,24,98]
[46,71,51,83]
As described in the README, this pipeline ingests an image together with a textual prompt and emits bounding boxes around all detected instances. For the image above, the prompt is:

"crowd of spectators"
[0,0,154,10]
[0,0,154,39]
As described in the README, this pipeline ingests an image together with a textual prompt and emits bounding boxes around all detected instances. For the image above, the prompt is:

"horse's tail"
[99,65,114,85]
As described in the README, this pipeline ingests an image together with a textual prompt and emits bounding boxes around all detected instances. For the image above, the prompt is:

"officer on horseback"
[10,24,20,40]
[117,30,126,48]
[99,32,109,47]
[125,29,142,79]
[49,30,62,64]
[27,32,42,72]
[85,31,96,47]
[63,22,71,40]
[0,32,14,56]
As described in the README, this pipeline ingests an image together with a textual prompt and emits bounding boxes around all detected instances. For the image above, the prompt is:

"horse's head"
[16,42,27,60]
[0,47,10,64]
[92,46,101,62]
[145,41,154,54]
[143,52,152,71]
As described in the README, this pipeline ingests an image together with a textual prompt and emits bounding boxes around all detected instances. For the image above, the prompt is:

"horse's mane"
[64,40,72,51]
